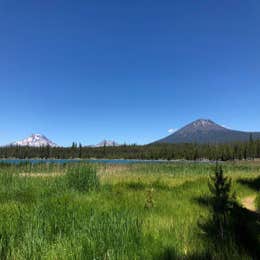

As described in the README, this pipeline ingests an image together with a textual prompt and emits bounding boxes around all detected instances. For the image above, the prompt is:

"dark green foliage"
[0,231,10,260]
[126,181,146,190]
[0,172,37,204]
[1,139,260,160]
[256,193,260,211]
[208,164,233,239]
[66,165,100,192]
[196,166,260,259]
[144,188,154,209]
[154,247,178,260]
[230,203,260,258]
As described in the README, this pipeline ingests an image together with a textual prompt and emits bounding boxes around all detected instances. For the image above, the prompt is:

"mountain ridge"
[154,119,260,144]
[11,134,58,147]
[89,140,120,147]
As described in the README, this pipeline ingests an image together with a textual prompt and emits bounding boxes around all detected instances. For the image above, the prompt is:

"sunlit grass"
[0,161,259,258]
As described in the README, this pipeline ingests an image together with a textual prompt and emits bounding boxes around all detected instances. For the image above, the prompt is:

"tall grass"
[0,162,258,258]
[65,165,100,192]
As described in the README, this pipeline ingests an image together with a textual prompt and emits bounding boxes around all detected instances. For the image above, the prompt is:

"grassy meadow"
[0,161,259,259]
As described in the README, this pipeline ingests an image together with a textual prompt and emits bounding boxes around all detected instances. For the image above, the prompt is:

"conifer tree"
[249,133,255,159]
[79,143,82,158]
[208,164,233,239]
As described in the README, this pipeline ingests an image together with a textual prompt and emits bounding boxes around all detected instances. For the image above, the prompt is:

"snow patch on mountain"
[12,134,58,147]
[88,140,120,147]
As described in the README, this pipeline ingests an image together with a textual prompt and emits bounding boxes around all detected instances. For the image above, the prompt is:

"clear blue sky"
[0,1,259,146]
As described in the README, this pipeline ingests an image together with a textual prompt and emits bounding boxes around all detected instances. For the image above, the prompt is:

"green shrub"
[256,192,260,211]
[66,165,100,192]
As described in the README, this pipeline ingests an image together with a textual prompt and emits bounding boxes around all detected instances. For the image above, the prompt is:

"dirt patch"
[241,195,258,213]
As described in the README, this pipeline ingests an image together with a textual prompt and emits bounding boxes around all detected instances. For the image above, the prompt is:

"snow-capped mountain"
[11,134,58,147]
[96,140,119,147]
[88,140,120,147]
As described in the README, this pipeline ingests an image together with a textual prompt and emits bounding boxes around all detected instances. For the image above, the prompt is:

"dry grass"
[241,195,258,213]
[19,172,64,177]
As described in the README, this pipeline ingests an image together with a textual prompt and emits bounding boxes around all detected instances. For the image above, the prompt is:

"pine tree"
[79,143,82,158]
[249,133,255,159]
[208,164,233,239]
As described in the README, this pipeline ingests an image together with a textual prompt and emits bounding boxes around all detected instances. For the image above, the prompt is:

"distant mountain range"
[9,135,119,148]
[11,134,58,147]
[6,119,260,147]
[90,140,120,147]
[154,119,260,144]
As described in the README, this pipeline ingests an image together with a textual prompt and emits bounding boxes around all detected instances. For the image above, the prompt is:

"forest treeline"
[0,138,260,161]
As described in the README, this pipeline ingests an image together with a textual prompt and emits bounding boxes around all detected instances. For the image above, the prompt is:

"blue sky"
[0,1,259,146]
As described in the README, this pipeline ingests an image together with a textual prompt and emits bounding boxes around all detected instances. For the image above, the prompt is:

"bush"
[66,165,100,192]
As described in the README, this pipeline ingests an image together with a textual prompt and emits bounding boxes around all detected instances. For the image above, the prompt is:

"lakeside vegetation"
[0,161,259,259]
[1,138,260,161]
[256,193,260,211]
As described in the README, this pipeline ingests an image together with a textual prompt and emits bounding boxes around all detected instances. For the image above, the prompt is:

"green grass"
[65,165,100,192]
[0,162,259,259]
[256,192,260,211]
